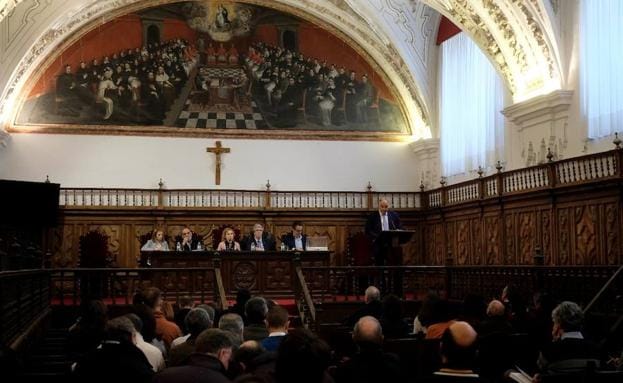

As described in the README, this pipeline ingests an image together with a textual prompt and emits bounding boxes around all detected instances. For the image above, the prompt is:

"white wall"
[0,134,419,191]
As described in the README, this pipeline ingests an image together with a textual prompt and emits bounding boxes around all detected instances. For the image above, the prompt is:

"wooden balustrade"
[58,149,622,210]
[0,269,51,347]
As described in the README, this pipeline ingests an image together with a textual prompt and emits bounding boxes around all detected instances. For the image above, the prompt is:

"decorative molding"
[0,0,24,24]
[502,90,573,130]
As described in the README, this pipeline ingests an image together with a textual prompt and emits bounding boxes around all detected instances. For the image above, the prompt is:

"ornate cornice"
[0,0,23,24]
[422,0,562,102]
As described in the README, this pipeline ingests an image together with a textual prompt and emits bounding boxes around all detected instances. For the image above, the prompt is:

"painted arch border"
[3,0,431,142]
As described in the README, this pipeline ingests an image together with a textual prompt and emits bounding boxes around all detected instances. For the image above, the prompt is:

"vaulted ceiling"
[0,0,562,140]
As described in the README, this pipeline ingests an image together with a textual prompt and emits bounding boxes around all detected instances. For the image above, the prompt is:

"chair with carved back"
[211,224,243,250]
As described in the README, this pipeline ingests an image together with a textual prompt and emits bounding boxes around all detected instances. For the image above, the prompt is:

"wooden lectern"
[376,230,415,265]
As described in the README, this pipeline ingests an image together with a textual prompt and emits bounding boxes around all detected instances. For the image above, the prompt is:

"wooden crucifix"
[206,141,230,185]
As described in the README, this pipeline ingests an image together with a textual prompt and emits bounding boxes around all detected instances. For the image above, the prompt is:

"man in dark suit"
[281,221,307,251]
[241,223,276,251]
[365,198,403,266]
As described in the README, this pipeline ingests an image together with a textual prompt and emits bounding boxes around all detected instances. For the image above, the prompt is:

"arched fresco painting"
[17,1,408,134]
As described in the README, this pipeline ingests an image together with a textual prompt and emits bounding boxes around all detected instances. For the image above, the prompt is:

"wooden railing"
[50,267,220,305]
[0,269,51,346]
[293,256,317,329]
[58,149,622,210]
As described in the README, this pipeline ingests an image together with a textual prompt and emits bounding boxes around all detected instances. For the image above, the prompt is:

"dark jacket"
[241,233,276,251]
[281,233,307,251]
[334,344,403,383]
[365,211,403,243]
[73,340,154,383]
[344,300,384,327]
[243,323,269,342]
[153,353,231,383]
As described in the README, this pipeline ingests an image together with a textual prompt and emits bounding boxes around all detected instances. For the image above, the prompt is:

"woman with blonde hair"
[217,227,240,251]
[141,229,169,251]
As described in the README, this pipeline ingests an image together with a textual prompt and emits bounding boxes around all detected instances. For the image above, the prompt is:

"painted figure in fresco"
[215,4,231,31]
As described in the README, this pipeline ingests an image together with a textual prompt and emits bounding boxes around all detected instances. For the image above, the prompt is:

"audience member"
[344,285,383,327]
[379,294,410,339]
[67,299,108,362]
[125,313,165,372]
[219,313,245,346]
[229,289,251,323]
[244,297,269,341]
[73,316,154,383]
[537,301,600,374]
[275,328,331,383]
[478,299,513,337]
[431,321,479,381]
[169,308,213,366]
[174,295,195,334]
[334,316,402,383]
[153,328,233,383]
[143,287,182,349]
[261,305,290,352]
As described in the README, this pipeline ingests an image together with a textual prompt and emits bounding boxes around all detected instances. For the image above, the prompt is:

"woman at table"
[217,227,240,251]
[141,229,170,251]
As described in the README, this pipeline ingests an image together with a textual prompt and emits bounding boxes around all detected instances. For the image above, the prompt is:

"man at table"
[180,227,199,251]
[281,221,307,251]
[241,223,276,251]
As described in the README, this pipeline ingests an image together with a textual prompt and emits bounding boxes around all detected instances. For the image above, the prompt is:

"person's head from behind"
[364,286,381,304]
[106,316,136,344]
[266,305,289,332]
[222,227,236,242]
[245,297,268,325]
[233,340,265,373]
[440,321,478,370]
[141,287,162,311]
[219,313,244,340]
[378,198,390,215]
[80,299,108,328]
[551,301,584,340]
[185,308,212,338]
[353,316,383,348]
[195,329,234,369]
[275,328,330,383]
[236,288,251,307]
[486,300,506,318]
[125,313,143,335]
[179,295,194,309]
[196,304,216,323]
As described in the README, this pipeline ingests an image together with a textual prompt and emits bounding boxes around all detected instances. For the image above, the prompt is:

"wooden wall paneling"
[472,218,483,265]
[456,220,470,265]
[484,214,501,265]
[446,221,455,265]
[541,208,553,265]
[603,202,619,265]
[558,208,571,265]
[504,213,516,265]
[573,205,598,265]
[518,210,535,265]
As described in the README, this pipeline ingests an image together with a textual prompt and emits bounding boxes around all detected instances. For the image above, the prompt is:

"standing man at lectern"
[365,198,403,266]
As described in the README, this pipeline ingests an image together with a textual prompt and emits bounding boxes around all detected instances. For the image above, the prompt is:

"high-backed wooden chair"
[210,225,242,250]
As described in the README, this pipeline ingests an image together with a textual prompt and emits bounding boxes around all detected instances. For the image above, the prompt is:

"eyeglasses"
[182,231,191,235]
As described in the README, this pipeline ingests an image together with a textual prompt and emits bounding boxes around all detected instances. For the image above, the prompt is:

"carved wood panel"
[472,218,483,265]
[456,220,470,265]
[518,211,535,264]
[484,215,501,265]
[541,210,552,264]
[558,208,570,265]
[574,205,598,265]
[604,203,619,265]
[505,214,515,265]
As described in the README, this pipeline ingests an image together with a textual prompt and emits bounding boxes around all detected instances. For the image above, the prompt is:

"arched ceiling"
[0,0,562,141]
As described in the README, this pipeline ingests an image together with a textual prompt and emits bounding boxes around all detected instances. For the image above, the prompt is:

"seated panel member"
[141,229,170,251]
[281,221,307,251]
[217,227,241,251]
[180,226,199,251]
[241,223,276,251]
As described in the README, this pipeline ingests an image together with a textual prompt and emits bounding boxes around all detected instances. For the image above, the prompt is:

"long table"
[140,251,330,299]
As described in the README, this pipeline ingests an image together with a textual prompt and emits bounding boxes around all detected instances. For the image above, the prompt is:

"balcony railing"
[58,149,622,210]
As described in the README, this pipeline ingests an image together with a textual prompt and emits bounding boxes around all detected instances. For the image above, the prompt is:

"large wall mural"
[15,1,408,136]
